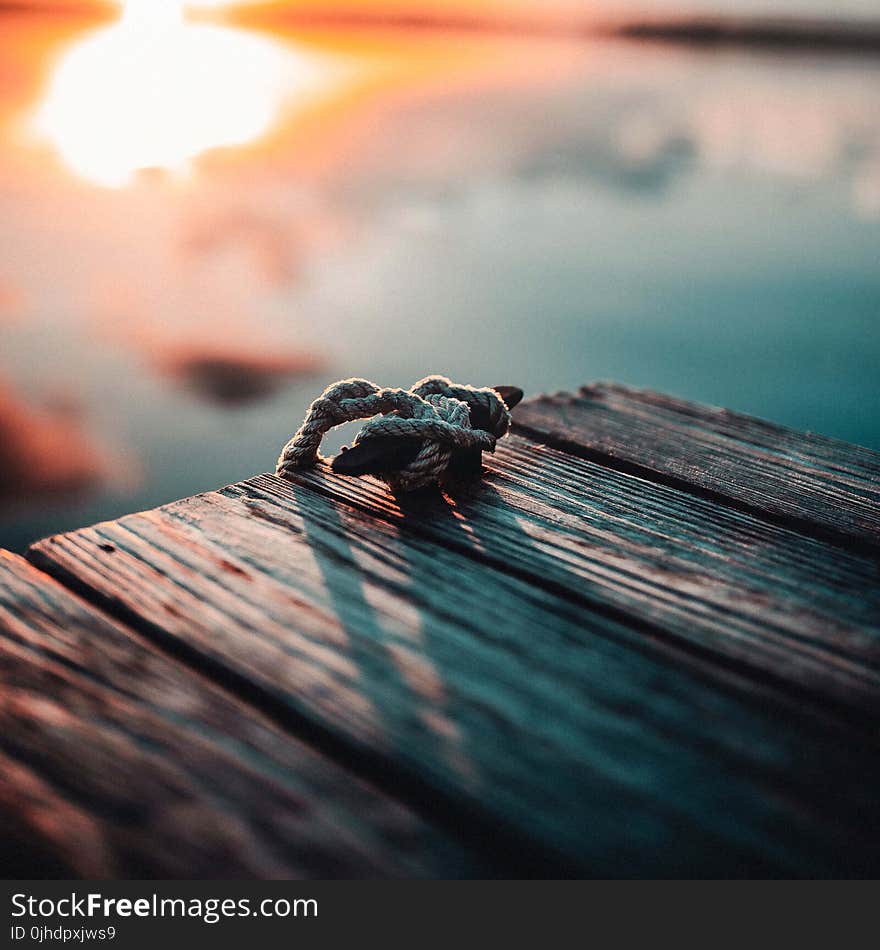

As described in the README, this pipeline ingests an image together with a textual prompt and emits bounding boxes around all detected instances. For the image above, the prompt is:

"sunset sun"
[33,0,330,186]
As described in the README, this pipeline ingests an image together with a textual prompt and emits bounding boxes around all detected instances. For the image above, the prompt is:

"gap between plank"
[25,541,582,878]
[278,467,880,730]
[512,420,880,559]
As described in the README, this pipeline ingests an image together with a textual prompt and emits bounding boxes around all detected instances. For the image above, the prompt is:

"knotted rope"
[275,376,512,491]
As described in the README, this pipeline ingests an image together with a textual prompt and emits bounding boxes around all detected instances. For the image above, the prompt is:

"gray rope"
[275,376,511,491]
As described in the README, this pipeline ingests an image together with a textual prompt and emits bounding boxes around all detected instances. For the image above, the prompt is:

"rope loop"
[275,375,512,491]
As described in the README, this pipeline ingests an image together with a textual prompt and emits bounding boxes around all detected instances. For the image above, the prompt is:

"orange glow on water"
[33,1,336,187]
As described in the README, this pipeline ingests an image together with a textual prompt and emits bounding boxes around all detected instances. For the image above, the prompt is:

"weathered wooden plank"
[277,440,880,716]
[0,551,484,878]
[27,484,880,876]
[514,384,880,550]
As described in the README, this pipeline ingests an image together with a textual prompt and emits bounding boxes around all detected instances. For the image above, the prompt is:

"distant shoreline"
[614,16,880,55]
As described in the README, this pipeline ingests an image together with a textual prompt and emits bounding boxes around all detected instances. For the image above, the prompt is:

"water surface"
[1,8,878,550]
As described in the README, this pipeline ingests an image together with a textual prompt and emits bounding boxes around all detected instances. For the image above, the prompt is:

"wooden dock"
[2,383,879,878]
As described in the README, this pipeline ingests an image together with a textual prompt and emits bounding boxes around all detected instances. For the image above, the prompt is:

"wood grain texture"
[513,383,880,550]
[281,439,880,717]
[0,551,484,879]
[27,481,880,876]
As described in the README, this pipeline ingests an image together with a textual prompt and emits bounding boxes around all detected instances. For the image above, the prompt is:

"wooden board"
[513,384,880,550]
[0,551,485,879]
[27,476,880,876]
[277,439,880,716]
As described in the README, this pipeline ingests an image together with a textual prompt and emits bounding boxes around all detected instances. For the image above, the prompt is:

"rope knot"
[275,376,522,491]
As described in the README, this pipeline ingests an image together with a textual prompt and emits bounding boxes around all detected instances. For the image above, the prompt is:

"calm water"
[1,8,879,551]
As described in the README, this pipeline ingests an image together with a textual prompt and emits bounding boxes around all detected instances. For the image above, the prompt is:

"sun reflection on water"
[33,0,332,187]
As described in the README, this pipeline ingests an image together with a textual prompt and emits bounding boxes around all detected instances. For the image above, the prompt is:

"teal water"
[0,17,878,550]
